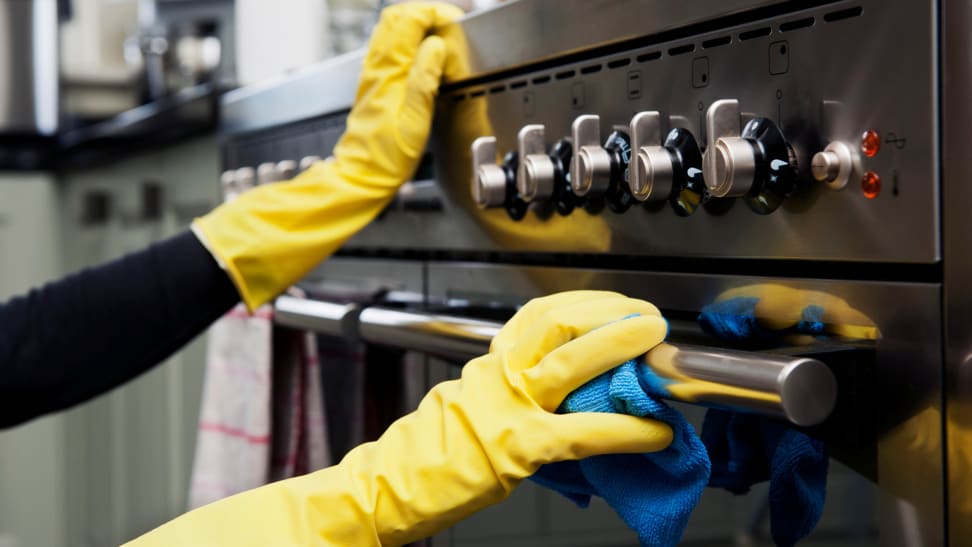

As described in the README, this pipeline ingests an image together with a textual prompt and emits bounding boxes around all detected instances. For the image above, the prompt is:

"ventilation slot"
[531,75,551,85]
[580,64,602,74]
[780,17,814,32]
[637,51,662,63]
[555,70,576,80]
[510,80,527,89]
[607,58,631,69]
[739,27,771,40]
[451,94,466,103]
[702,35,731,49]
[488,85,505,94]
[824,6,862,22]
[469,89,486,98]
[668,43,695,56]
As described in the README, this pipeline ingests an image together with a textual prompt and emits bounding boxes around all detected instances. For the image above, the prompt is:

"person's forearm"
[0,230,239,428]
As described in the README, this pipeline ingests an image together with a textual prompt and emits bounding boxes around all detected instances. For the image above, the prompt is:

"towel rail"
[274,295,838,426]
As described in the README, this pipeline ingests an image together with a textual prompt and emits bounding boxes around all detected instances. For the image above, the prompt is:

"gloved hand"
[127,291,673,546]
[193,2,464,310]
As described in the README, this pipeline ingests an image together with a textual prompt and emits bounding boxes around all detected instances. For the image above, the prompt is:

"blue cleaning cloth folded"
[701,409,828,547]
[530,360,711,546]
[531,300,830,546]
[698,297,829,546]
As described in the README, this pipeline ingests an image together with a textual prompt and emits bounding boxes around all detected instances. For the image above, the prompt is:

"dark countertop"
[0,83,221,172]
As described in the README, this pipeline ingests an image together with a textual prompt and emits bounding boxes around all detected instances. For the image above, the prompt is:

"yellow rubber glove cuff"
[194,2,463,310]
[127,291,673,546]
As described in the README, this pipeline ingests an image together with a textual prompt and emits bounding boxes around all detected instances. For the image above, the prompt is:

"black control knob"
[548,139,579,216]
[738,117,798,214]
[702,99,797,214]
[662,128,707,217]
[630,112,706,216]
[601,129,635,213]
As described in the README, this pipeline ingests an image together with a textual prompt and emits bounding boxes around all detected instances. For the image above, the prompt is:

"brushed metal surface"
[413,0,939,262]
[942,0,972,545]
[426,261,944,546]
[219,49,363,134]
[447,0,798,81]
[222,1,938,263]
[273,296,839,426]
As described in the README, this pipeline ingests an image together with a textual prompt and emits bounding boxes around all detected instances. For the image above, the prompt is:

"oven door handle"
[275,296,838,426]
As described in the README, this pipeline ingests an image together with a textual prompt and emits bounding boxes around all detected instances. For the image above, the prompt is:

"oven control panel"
[413,0,938,263]
[221,0,939,264]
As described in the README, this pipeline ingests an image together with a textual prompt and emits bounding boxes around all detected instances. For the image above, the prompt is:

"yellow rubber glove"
[193,2,464,310]
[127,291,673,546]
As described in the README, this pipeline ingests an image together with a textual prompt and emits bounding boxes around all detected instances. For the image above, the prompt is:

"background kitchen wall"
[0,1,501,545]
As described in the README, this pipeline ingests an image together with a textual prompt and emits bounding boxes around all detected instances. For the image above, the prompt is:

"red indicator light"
[861,130,881,157]
[862,171,881,199]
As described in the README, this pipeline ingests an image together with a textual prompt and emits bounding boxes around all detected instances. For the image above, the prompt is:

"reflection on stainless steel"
[425,262,943,545]
[221,50,364,134]
[649,343,837,426]
[358,307,499,361]
[274,295,358,338]
[943,0,972,543]
[273,295,839,426]
[449,0,786,80]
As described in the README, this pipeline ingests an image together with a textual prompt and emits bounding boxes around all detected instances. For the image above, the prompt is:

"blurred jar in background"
[327,0,380,55]
[327,0,506,55]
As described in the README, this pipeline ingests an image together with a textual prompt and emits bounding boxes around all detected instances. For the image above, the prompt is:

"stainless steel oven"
[218,1,972,544]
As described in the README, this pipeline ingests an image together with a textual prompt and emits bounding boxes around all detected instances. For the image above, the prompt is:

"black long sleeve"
[0,230,240,429]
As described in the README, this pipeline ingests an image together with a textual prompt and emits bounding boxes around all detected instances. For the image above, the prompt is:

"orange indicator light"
[862,171,881,199]
[861,130,881,157]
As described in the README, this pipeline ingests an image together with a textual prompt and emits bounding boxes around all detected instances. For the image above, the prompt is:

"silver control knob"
[220,170,238,202]
[234,166,255,191]
[220,169,236,193]
[299,155,322,172]
[275,160,298,180]
[471,136,507,208]
[711,136,758,198]
[811,141,855,190]
[636,147,676,202]
[571,114,612,197]
[517,125,555,201]
[630,111,673,202]
[703,99,756,198]
[257,162,279,185]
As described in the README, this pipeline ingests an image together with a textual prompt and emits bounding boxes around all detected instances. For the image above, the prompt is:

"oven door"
[278,259,942,547]
[420,263,943,547]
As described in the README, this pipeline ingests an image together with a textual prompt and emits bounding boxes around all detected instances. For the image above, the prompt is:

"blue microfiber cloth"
[701,409,828,547]
[698,297,829,546]
[530,300,830,546]
[530,360,711,546]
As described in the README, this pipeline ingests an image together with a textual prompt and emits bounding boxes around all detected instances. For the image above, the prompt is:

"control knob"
[811,141,856,190]
[275,160,298,180]
[471,136,527,220]
[570,114,634,213]
[257,162,279,185]
[517,124,556,202]
[299,155,322,172]
[702,99,797,214]
[629,112,707,216]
